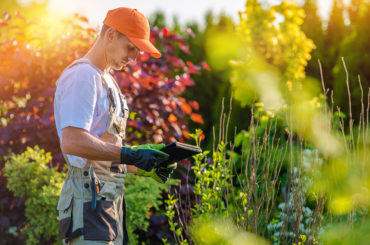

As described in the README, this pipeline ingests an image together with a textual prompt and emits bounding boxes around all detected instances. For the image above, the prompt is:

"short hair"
[99,24,126,39]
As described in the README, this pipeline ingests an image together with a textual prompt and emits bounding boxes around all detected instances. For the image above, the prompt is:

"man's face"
[106,30,139,71]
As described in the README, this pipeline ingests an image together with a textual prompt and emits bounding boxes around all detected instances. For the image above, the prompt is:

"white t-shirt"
[54,58,129,168]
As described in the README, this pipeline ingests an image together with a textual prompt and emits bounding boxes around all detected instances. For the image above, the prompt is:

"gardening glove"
[137,162,177,184]
[121,144,169,172]
[157,161,177,181]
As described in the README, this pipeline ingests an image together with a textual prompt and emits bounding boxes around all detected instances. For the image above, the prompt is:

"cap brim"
[128,37,161,58]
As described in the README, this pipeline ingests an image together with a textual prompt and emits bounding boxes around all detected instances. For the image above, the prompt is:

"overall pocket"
[57,194,73,239]
[83,200,118,241]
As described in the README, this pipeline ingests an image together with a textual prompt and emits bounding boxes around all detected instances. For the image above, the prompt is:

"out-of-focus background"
[0,0,369,244]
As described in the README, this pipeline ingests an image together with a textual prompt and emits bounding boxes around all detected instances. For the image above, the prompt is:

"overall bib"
[56,59,130,245]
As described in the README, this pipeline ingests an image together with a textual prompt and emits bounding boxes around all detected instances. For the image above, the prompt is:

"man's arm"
[62,126,137,173]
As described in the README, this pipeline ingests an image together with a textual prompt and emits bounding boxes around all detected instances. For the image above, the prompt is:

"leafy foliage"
[242,0,314,80]
[163,193,189,245]
[0,11,96,159]
[124,174,176,244]
[228,0,315,108]
[3,146,65,245]
[191,131,230,218]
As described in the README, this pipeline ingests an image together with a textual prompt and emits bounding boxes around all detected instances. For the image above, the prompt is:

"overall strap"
[106,73,128,115]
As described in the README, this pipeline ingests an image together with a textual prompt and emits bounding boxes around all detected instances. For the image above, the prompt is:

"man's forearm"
[62,128,138,173]
[62,126,121,162]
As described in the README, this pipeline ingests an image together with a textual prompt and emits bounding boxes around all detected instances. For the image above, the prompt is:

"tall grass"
[165,59,369,245]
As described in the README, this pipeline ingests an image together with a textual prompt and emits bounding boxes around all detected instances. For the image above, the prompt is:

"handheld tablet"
[160,142,202,165]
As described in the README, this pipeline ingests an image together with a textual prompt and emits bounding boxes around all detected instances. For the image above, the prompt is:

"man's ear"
[106,27,116,42]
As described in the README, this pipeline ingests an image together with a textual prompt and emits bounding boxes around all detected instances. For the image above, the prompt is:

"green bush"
[124,173,175,244]
[4,146,65,245]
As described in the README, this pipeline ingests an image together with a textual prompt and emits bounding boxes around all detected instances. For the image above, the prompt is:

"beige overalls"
[56,59,130,245]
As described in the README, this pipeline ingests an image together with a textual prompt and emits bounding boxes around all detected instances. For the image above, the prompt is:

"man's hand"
[120,144,169,171]
[133,143,177,183]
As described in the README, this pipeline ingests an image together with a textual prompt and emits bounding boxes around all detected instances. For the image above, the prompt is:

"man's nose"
[128,57,134,64]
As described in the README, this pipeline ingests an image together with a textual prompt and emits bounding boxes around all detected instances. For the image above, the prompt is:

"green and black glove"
[130,144,177,183]
[120,144,169,172]
[137,162,177,184]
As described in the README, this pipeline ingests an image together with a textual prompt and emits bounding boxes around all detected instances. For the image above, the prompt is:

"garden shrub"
[124,174,178,244]
[4,146,65,244]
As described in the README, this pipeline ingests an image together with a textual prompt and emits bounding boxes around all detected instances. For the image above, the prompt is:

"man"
[54,7,175,245]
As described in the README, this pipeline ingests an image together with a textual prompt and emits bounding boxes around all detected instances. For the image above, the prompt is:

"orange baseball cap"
[103,7,161,58]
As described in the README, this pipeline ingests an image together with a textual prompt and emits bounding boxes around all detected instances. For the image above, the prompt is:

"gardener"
[54,7,174,245]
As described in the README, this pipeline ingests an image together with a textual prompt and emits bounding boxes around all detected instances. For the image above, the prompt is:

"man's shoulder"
[64,62,100,78]
[57,61,102,88]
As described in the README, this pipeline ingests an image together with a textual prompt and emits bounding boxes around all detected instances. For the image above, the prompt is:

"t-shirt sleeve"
[57,66,98,131]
